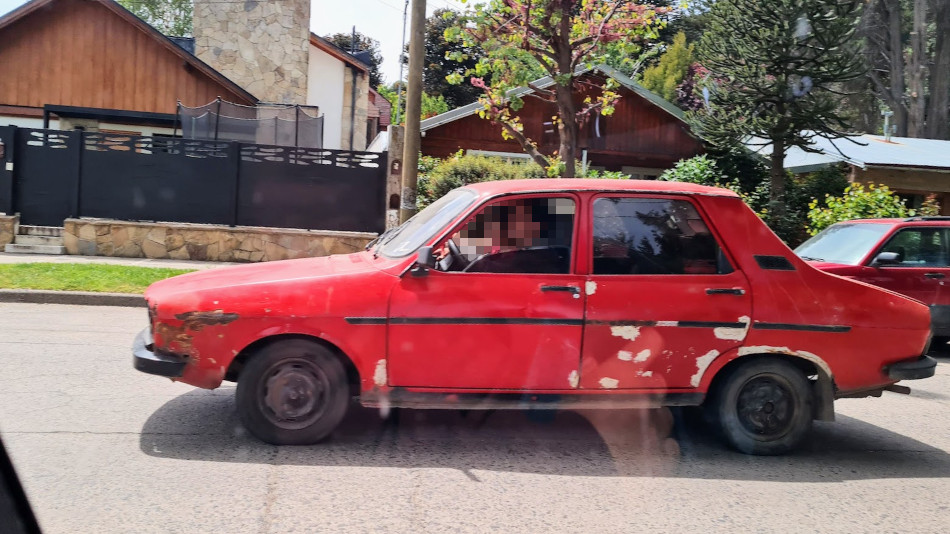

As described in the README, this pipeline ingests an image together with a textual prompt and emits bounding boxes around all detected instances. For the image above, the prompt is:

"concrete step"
[17,225,63,237]
[14,235,64,246]
[4,243,66,255]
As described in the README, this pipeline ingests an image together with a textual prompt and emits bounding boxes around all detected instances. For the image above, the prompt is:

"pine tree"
[641,32,695,102]
[692,0,865,217]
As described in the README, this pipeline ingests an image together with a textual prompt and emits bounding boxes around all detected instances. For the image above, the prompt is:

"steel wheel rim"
[736,375,795,439]
[259,358,329,430]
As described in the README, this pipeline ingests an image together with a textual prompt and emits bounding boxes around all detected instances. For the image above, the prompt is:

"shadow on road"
[139,389,950,481]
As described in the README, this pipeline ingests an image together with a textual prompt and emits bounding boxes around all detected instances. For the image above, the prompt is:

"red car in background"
[134,180,936,455]
[796,217,950,340]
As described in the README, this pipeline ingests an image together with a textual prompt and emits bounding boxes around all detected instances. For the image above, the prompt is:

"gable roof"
[0,0,257,104]
[420,64,685,132]
[309,33,370,74]
[748,133,950,173]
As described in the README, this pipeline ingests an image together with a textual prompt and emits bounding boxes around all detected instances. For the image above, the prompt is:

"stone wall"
[193,0,309,104]
[0,213,17,247]
[63,219,376,262]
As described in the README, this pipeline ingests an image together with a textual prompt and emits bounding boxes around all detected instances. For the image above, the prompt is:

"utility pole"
[395,0,410,125]
[399,0,426,223]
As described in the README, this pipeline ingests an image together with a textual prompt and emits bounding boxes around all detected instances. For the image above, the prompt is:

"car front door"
[579,195,752,390]
[865,226,950,335]
[387,194,586,390]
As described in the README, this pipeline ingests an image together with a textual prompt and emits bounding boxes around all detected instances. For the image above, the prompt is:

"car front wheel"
[236,339,350,445]
[714,359,812,455]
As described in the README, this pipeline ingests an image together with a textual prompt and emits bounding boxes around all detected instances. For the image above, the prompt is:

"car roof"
[462,178,741,198]
[834,217,950,226]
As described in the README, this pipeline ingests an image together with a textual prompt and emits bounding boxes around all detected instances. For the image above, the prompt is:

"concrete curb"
[0,289,146,307]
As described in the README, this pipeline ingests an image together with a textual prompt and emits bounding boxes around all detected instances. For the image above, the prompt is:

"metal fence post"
[70,130,83,219]
[0,126,15,215]
[229,141,241,227]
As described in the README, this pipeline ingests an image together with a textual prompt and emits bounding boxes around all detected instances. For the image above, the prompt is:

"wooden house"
[420,65,704,177]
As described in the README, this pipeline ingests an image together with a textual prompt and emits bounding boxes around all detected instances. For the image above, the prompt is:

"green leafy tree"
[807,183,913,234]
[324,32,385,88]
[641,32,694,102]
[446,0,665,177]
[419,8,485,108]
[378,82,450,125]
[118,0,192,36]
[691,0,866,219]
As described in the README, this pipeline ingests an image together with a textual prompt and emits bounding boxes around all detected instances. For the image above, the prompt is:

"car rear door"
[579,194,752,390]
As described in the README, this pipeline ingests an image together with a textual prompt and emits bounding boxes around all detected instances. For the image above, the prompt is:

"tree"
[863,0,950,139]
[118,0,191,36]
[691,0,865,218]
[446,0,665,177]
[640,32,694,102]
[378,82,450,124]
[324,32,385,88]
[418,8,485,108]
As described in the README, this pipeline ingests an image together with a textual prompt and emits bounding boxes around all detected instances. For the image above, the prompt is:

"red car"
[796,217,950,340]
[133,179,936,455]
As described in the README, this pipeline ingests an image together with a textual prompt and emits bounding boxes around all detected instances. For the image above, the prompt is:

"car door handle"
[706,288,746,295]
[924,273,945,279]
[541,285,581,298]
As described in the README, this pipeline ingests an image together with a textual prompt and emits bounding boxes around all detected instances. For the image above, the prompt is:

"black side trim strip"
[754,255,797,271]
[677,320,746,329]
[389,317,584,325]
[754,322,851,333]
[344,317,387,325]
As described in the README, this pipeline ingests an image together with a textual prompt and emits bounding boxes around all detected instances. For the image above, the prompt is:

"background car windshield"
[380,188,477,258]
[795,223,893,265]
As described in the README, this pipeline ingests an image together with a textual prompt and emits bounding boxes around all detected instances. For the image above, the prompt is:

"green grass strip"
[0,263,195,294]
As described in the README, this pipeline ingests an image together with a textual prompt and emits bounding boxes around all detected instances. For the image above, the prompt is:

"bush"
[807,183,912,235]
[417,153,545,208]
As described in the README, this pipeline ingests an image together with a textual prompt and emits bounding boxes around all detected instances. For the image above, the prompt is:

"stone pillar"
[341,69,370,150]
[193,0,309,104]
[386,126,405,229]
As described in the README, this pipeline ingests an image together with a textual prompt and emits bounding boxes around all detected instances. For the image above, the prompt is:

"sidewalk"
[0,252,238,307]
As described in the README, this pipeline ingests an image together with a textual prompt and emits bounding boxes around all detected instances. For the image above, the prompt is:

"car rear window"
[795,223,893,265]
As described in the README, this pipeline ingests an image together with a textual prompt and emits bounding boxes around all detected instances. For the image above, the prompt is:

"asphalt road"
[1,303,949,533]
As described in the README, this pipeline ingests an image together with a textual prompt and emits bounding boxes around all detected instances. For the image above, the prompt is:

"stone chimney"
[193,0,309,104]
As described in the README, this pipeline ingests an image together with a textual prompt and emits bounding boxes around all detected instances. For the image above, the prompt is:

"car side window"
[592,197,730,275]
[879,228,949,267]
[435,196,576,274]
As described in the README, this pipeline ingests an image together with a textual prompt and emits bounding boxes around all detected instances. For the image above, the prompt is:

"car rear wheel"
[236,339,349,445]
[714,359,812,455]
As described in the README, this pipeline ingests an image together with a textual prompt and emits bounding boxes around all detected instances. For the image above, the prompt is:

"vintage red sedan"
[133,179,936,455]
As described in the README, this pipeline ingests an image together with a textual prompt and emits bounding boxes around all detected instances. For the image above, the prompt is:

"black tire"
[714,359,812,455]
[236,339,349,445]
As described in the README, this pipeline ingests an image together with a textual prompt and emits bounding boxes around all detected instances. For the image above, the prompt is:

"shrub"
[807,183,913,235]
[417,153,545,208]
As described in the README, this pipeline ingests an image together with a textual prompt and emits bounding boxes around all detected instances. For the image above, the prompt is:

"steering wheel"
[446,239,470,270]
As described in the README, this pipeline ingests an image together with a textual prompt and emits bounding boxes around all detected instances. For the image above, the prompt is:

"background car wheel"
[714,359,812,455]
[236,339,349,445]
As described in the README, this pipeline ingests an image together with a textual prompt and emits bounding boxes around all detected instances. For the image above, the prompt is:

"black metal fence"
[0,127,385,232]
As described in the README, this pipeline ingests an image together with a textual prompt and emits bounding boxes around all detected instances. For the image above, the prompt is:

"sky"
[0,0,470,86]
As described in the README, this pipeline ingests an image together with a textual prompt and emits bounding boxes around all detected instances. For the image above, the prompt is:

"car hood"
[146,252,383,302]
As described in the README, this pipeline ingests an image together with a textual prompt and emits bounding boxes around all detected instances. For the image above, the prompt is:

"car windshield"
[795,222,894,265]
[378,188,478,258]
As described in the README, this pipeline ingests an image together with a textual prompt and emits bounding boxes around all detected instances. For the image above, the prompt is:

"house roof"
[309,33,370,74]
[0,0,258,104]
[419,64,686,133]
[748,134,950,173]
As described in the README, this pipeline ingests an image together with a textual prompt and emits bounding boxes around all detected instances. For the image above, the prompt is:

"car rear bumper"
[133,328,186,378]
[885,355,938,380]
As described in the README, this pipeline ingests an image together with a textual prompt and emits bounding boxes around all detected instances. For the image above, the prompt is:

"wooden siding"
[422,75,704,170]
[0,0,253,114]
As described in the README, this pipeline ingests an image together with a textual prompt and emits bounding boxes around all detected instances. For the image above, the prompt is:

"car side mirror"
[872,251,901,267]
[411,246,435,277]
